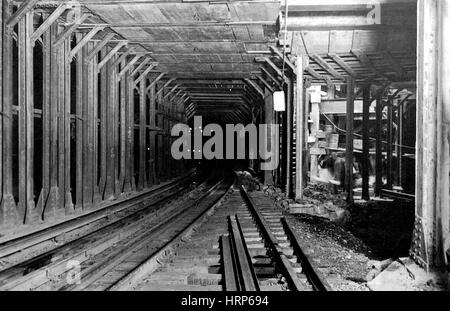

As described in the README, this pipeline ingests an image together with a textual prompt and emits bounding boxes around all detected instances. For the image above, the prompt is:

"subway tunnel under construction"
[0,0,449,294]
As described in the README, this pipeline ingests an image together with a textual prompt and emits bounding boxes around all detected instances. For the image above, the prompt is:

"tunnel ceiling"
[30,0,417,123]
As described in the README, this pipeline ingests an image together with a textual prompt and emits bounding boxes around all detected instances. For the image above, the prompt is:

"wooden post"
[375,96,383,197]
[362,85,370,200]
[295,56,304,200]
[118,58,127,194]
[1,1,20,227]
[386,99,393,190]
[345,78,354,203]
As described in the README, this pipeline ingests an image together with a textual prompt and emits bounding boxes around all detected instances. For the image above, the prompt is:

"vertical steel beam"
[148,83,157,185]
[285,78,292,198]
[75,33,83,208]
[362,86,370,200]
[375,96,383,197]
[119,58,127,193]
[138,77,147,189]
[1,0,20,227]
[264,88,274,185]
[18,11,35,222]
[386,99,393,190]
[345,78,354,203]
[295,56,304,200]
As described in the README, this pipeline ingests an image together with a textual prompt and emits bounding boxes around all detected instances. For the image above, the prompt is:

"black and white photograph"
[0,0,449,302]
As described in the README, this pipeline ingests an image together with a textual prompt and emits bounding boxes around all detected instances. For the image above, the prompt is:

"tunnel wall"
[0,3,188,230]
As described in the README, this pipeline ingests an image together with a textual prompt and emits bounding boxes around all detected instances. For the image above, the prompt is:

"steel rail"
[226,215,260,291]
[239,185,307,291]
[107,177,234,290]
[0,172,194,259]
[281,217,333,291]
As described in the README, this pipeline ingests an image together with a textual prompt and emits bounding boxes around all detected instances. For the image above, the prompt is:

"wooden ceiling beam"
[328,53,357,77]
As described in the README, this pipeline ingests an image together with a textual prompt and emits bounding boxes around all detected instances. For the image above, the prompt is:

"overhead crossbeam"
[130,58,151,77]
[53,13,90,46]
[118,55,142,77]
[163,85,181,100]
[146,72,166,92]
[133,62,157,84]
[244,79,264,97]
[255,74,275,93]
[310,54,343,79]
[6,0,40,28]
[261,67,282,87]
[381,51,405,78]
[109,46,133,69]
[86,32,116,61]
[328,53,356,77]
[269,46,297,74]
[156,78,176,96]
[69,26,105,60]
[31,3,70,43]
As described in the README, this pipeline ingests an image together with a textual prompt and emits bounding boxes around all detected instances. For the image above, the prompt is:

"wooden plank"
[374,96,383,196]
[345,78,354,203]
[295,56,304,200]
[362,86,370,200]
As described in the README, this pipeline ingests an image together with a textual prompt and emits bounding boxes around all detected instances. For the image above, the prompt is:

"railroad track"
[0,172,231,291]
[222,185,332,291]
[128,175,332,292]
